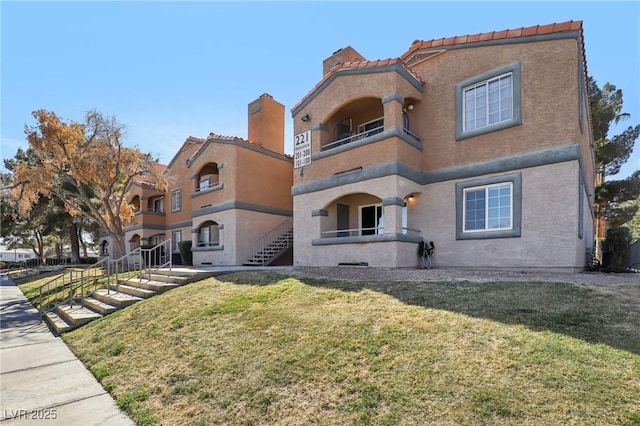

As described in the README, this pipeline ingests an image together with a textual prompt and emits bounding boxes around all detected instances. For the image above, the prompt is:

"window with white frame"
[455,62,521,141]
[150,197,164,213]
[360,204,383,236]
[463,183,512,232]
[463,73,513,132]
[455,172,522,240]
[171,189,182,212]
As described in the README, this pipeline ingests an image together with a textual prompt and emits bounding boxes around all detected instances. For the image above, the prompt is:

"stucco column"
[381,93,405,131]
[311,209,328,238]
[382,197,404,234]
[191,228,199,247]
[311,123,328,154]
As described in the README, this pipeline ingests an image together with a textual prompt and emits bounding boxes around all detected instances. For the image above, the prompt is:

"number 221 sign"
[294,130,311,169]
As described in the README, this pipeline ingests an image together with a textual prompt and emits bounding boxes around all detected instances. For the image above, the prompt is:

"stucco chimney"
[247,93,285,154]
[322,46,366,76]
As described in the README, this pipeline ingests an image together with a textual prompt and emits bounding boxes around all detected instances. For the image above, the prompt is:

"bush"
[178,240,193,266]
[602,227,632,272]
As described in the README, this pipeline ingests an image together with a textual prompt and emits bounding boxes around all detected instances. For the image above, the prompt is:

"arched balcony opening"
[320,192,384,238]
[196,163,220,192]
[130,195,141,213]
[197,221,220,247]
[129,234,141,251]
[322,97,383,151]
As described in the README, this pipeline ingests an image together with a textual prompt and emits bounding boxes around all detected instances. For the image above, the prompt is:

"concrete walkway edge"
[0,273,135,425]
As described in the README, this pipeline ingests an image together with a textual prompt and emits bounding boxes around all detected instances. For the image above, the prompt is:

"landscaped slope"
[63,271,640,426]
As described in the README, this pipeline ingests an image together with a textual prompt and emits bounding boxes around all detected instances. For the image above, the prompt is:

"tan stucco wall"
[410,38,587,172]
[423,161,583,270]
[294,161,586,270]
[293,175,421,267]
[192,209,291,266]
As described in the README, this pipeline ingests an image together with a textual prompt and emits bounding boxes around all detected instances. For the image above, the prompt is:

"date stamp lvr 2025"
[4,409,58,420]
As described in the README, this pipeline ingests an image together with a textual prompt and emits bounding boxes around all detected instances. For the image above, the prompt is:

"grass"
[62,271,640,425]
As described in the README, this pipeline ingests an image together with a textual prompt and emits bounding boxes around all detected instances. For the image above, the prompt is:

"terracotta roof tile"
[401,20,583,61]
[291,58,423,113]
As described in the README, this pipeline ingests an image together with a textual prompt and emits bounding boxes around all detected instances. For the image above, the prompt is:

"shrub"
[602,227,632,272]
[178,240,193,266]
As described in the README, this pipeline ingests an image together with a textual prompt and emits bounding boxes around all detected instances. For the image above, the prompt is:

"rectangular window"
[455,62,521,141]
[463,183,513,232]
[171,189,182,212]
[151,197,164,213]
[172,230,182,251]
[463,73,513,132]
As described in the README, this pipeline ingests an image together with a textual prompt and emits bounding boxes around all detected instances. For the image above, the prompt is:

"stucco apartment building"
[290,21,595,271]
[109,94,294,267]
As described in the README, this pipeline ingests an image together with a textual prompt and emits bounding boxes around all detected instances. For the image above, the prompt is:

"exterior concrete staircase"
[244,217,293,266]
[44,269,211,334]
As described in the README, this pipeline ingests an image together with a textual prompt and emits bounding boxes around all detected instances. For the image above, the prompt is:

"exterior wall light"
[407,104,414,111]
[301,114,310,122]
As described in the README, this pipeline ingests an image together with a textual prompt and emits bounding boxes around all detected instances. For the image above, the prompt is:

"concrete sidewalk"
[0,273,134,425]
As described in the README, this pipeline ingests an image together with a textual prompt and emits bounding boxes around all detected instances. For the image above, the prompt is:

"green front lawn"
[63,271,640,425]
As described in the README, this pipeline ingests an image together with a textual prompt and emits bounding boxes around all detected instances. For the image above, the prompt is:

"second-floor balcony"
[318,97,421,154]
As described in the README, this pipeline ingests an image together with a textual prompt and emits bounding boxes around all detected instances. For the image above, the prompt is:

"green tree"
[589,77,640,232]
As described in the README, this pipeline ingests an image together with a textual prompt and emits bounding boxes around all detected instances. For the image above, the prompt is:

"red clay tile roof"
[131,161,167,189]
[401,20,583,60]
[185,132,293,166]
[292,58,422,113]
[292,20,589,118]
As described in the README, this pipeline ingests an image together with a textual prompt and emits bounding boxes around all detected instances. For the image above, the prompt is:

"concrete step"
[82,296,118,315]
[124,278,180,293]
[108,283,157,299]
[56,304,103,327]
[44,311,74,334]
[92,288,143,308]
[144,273,191,285]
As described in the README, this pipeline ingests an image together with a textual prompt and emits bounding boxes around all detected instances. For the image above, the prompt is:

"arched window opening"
[197,163,219,192]
[198,221,220,247]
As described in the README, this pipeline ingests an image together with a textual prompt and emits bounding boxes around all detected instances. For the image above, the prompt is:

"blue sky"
[2,1,639,180]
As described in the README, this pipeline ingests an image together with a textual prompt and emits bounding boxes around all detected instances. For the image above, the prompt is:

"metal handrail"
[322,126,384,151]
[37,239,173,322]
[140,239,172,281]
[250,217,293,266]
[38,257,109,319]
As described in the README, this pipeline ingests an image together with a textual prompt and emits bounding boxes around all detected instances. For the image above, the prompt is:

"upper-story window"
[455,62,522,141]
[171,189,182,212]
[463,73,512,131]
[149,196,164,213]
